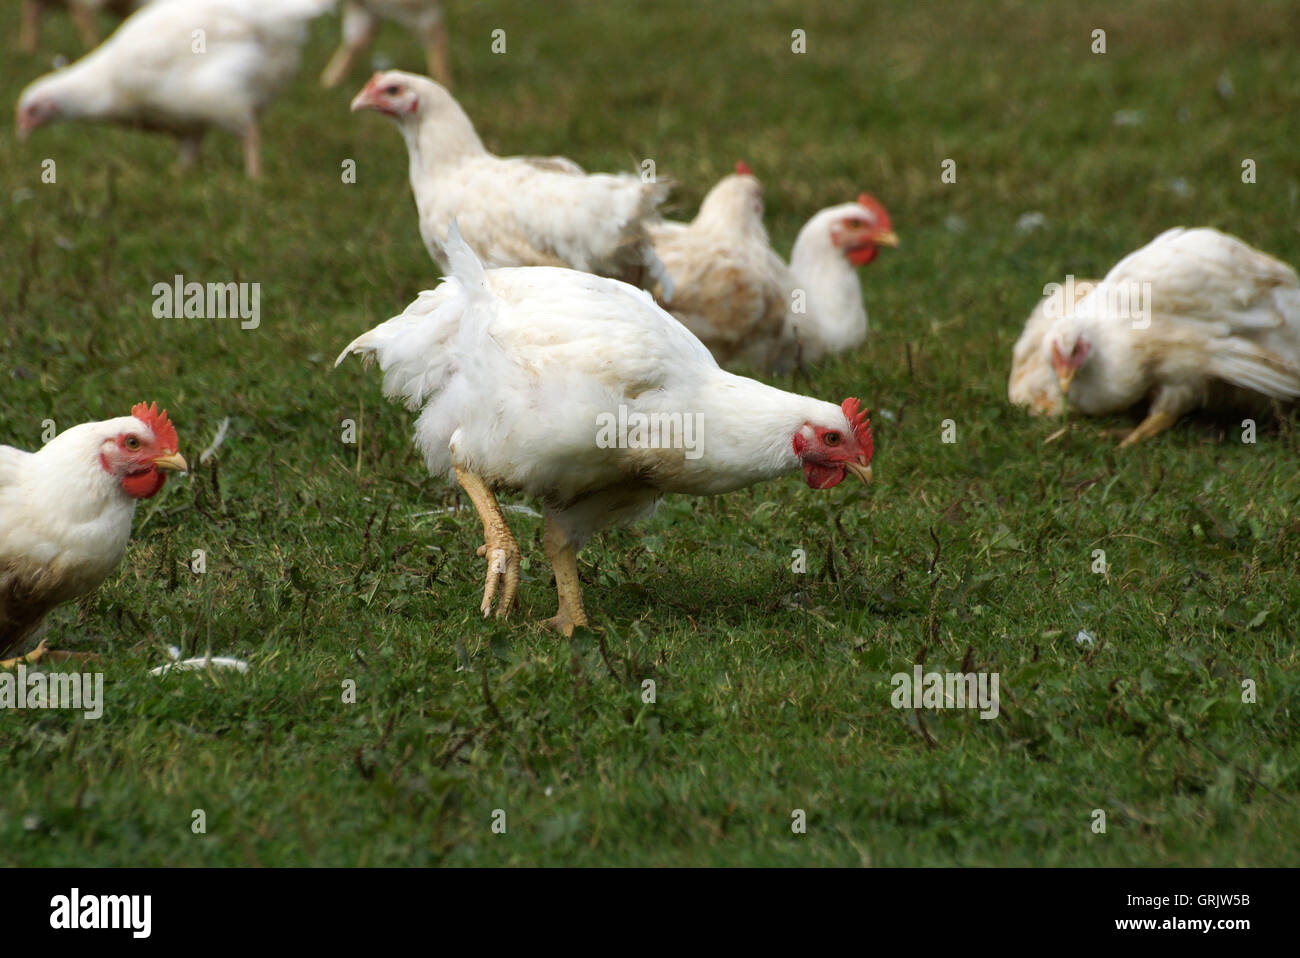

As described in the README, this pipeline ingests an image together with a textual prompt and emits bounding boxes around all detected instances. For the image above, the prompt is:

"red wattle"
[802,461,846,489]
[847,244,878,266]
[121,468,166,500]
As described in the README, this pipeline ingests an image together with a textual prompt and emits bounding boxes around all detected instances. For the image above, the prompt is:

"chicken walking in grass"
[15,0,332,177]
[320,0,452,89]
[350,71,673,293]
[0,403,187,666]
[337,226,873,635]
[1020,228,1300,445]
[649,162,896,371]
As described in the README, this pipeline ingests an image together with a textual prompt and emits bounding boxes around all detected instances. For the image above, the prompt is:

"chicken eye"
[385,85,401,95]
[125,436,141,450]
[823,432,842,446]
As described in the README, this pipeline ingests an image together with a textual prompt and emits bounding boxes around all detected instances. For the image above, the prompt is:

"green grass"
[2,0,1298,866]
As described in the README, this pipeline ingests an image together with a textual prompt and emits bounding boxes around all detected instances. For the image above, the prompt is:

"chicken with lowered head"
[350,71,672,292]
[15,0,333,177]
[1036,228,1300,445]
[336,226,873,635]
[1,403,187,666]
[649,162,896,371]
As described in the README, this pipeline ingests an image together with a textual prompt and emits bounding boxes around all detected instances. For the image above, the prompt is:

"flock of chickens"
[4,0,1300,665]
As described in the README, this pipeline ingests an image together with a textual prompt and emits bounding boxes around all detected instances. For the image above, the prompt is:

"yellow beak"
[846,460,873,484]
[153,451,189,473]
[873,230,900,248]
[1055,367,1075,396]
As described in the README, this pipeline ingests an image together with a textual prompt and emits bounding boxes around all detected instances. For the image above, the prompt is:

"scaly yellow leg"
[541,513,588,637]
[320,41,360,88]
[1119,410,1179,447]
[70,4,99,48]
[0,639,48,670]
[426,19,452,87]
[241,122,261,179]
[454,466,521,618]
[18,0,40,52]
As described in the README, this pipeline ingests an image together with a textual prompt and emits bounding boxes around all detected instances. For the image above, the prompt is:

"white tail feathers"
[444,219,488,297]
[1209,338,1300,399]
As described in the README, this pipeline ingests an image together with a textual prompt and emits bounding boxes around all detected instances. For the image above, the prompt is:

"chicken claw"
[455,466,521,618]
[475,540,521,618]
[1119,410,1179,447]
[0,639,48,670]
[541,512,588,637]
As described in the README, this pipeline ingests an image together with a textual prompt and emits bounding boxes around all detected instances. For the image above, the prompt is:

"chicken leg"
[70,3,100,49]
[1119,386,1194,447]
[1119,410,1179,447]
[541,512,587,637]
[241,122,261,179]
[423,17,452,87]
[320,43,362,89]
[0,639,48,670]
[19,0,41,52]
[176,130,206,170]
[454,466,521,618]
[319,1,377,88]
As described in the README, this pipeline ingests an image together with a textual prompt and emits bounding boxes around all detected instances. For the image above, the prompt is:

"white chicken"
[0,403,187,666]
[350,71,672,292]
[15,0,333,177]
[1008,276,1098,417]
[320,0,451,89]
[17,0,144,53]
[1031,228,1300,445]
[649,162,897,370]
[336,226,874,635]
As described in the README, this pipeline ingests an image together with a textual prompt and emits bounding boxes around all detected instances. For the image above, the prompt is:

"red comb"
[735,160,754,176]
[856,193,892,229]
[131,402,179,453]
[841,397,873,458]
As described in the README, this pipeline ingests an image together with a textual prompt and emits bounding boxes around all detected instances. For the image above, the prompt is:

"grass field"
[2,0,1298,867]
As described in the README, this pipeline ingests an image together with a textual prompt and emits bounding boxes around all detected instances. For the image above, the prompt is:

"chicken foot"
[454,466,521,618]
[0,639,48,670]
[1119,411,1179,447]
[1119,386,1195,447]
[541,512,587,637]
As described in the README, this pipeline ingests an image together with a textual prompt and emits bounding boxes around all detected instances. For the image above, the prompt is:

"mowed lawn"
[2,0,1298,866]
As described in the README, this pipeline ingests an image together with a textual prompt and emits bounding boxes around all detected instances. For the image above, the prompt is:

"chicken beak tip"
[154,452,189,474]
[847,461,873,484]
